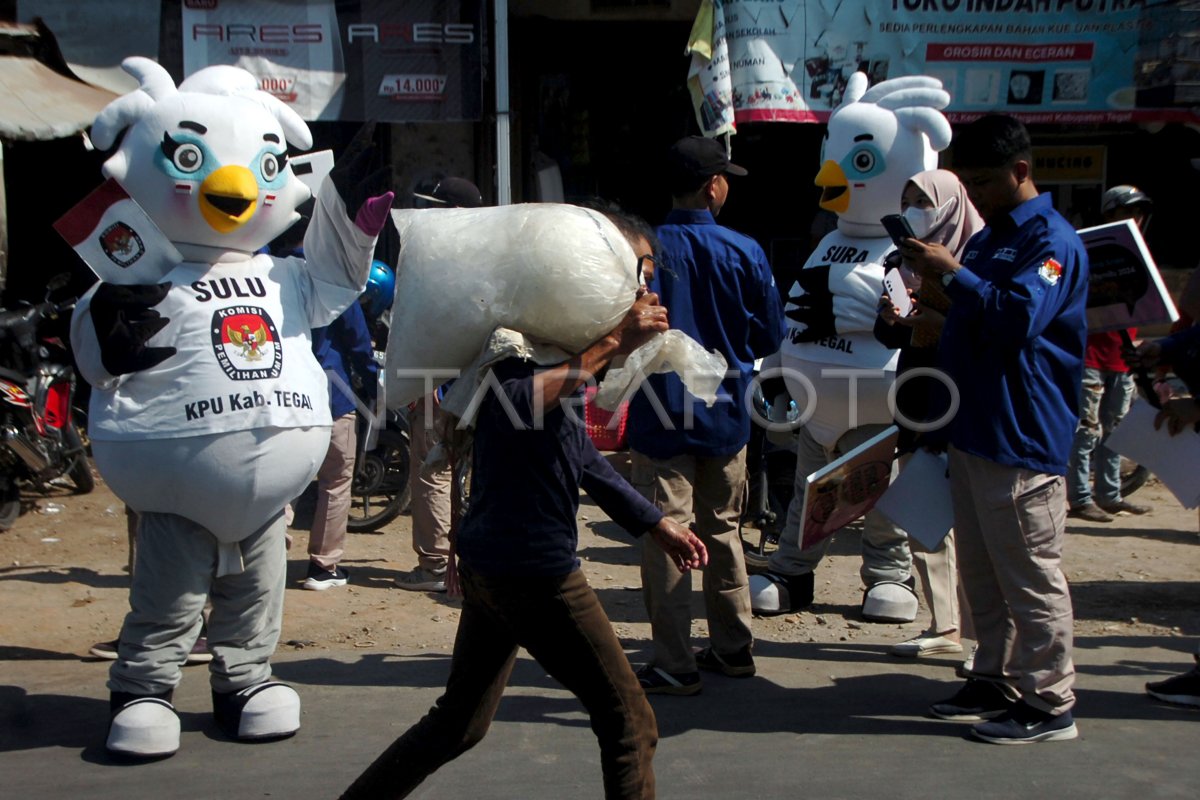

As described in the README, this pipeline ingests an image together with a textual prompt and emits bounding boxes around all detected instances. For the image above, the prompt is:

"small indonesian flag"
[53,179,181,285]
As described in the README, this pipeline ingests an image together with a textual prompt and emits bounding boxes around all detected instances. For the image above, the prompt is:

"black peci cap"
[666,136,747,192]
[412,176,483,208]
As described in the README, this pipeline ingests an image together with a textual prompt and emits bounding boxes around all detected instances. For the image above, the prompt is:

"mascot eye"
[162,132,205,174]
[173,143,203,173]
[852,150,876,173]
[260,152,281,181]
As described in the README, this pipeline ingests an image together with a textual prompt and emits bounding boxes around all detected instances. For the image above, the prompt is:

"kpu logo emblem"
[212,307,283,380]
[99,222,146,268]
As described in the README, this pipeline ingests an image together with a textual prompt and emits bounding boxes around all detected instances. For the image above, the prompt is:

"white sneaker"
[394,566,447,593]
[889,631,964,658]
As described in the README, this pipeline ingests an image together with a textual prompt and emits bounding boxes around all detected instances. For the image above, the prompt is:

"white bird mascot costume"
[750,73,951,620]
[69,57,392,759]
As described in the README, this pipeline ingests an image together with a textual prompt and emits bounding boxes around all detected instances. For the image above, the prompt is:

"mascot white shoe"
[69,57,391,758]
[212,682,301,741]
[861,579,920,623]
[748,571,814,617]
[107,692,180,759]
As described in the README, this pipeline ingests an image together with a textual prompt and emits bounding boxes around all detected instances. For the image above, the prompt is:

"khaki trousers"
[632,449,753,673]
[308,413,357,570]
[949,446,1076,714]
[407,397,452,572]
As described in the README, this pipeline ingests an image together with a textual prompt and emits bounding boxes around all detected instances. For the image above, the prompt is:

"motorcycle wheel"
[0,479,20,531]
[347,429,410,533]
[1119,460,1151,499]
[63,424,95,494]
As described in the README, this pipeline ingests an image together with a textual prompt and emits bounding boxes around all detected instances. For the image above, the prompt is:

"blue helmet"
[360,260,396,320]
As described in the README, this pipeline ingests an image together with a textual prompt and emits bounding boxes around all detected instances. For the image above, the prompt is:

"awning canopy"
[0,56,116,142]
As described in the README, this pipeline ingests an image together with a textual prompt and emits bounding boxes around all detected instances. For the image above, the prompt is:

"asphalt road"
[3,635,1197,799]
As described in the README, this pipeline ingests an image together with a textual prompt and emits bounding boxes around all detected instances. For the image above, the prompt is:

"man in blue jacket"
[303,301,378,589]
[903,115,1087,744]
[626,136,786,695]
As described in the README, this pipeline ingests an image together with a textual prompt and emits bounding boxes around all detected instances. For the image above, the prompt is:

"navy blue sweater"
[456,358,664,577]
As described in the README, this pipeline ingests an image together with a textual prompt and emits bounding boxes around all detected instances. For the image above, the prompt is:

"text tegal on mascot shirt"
[87,254,334,440]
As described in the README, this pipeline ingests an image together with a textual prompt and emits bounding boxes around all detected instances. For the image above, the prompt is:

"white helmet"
[1101,184,1152,216]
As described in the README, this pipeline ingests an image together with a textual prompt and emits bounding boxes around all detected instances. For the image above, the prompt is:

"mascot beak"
[199,165,259,233]
[815,160,850,214]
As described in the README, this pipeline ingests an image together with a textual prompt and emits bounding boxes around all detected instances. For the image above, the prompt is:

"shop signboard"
[687,0,1200,134]
[181,0,483,122]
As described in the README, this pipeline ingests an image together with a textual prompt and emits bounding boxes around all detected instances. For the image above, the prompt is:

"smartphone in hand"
[883,268,913,317]
[881,214,917,248]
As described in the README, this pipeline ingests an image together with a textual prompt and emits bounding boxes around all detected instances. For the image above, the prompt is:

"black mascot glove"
[784,265,836,343]
[88,282,177,376]
[329,121,394,237]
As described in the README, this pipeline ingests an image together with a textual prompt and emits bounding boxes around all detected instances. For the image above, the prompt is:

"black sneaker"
[1145,665,1200,707]
[303,562,349,591]
[970,701,1078,744]
[636,665,702,696]
[695,645,756,678]
[928,679,1014,721]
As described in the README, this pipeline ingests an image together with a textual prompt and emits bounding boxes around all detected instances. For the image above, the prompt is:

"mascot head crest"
[816,74,951,236]
[91,57,313,254]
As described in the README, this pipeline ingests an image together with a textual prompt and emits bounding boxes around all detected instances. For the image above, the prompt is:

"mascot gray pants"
[108,510,287,696]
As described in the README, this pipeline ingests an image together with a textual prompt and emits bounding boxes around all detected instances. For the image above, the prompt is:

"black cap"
[667,136,748,191]
[413,176,483,208]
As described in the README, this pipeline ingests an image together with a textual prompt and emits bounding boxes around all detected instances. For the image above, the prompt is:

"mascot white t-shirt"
[87,254,348,439]
[781,232,899,448]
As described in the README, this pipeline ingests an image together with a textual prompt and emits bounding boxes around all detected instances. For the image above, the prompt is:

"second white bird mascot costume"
[70,57,392,758]
[751,73,951,620]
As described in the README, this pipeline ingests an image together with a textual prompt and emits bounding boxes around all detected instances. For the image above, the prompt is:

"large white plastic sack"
[384,204,640,408]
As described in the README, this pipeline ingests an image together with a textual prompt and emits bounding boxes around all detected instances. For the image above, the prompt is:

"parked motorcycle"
[0,273,94,529]
[347,406,410,532]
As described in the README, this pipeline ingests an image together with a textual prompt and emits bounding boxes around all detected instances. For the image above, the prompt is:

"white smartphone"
[883,268,913,317]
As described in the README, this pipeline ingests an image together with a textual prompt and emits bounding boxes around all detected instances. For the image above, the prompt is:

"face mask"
[902,197,956,239]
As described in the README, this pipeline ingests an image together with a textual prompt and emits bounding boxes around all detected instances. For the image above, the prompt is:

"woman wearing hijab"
[875,169,983,662]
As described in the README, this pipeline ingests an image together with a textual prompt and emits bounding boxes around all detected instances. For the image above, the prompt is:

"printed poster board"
[1079,219,1179,334]
[53,179,181,285]
[799,425,898,550]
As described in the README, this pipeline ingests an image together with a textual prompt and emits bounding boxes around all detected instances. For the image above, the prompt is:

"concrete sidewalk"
[2,634,1197,799]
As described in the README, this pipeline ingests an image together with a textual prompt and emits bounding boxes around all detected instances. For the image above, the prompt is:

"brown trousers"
[341,567,657,800]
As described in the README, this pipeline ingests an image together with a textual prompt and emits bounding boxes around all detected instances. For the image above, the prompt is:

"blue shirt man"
[626,136,785,694]
[903,114,1085,745]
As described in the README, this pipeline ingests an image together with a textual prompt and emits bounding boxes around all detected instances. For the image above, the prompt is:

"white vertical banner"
[181,0,345,121]
[686,0,736,137]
